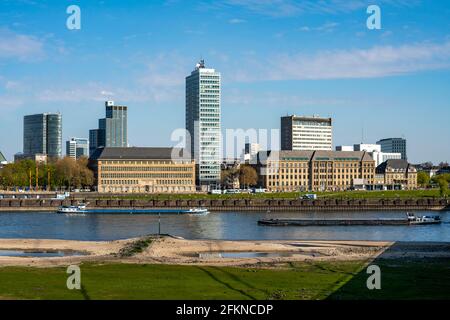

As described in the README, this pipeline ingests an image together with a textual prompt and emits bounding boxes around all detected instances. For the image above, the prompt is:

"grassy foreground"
[0,259,448,300]
[97,189,442,201]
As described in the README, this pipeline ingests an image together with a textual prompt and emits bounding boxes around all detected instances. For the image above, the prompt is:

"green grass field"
[0,259,448,300]
[97,189,442,201]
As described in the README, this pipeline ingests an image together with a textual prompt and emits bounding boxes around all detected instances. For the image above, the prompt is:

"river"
[0,210,448,242]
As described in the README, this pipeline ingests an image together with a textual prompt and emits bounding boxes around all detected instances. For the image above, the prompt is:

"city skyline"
[1,0,449,163]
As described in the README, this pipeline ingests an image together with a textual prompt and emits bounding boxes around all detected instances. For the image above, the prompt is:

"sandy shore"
[0,236,449,267]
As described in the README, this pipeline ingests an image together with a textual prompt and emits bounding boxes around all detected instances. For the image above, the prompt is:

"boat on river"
[258,212,442,227]
[57,204,87,214]
[56,205,209,215]
[407,212,441,225]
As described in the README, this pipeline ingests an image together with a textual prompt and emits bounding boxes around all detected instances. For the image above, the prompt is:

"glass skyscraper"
[89,101,128,156]
[23,113,62,158]
[376,138,407,160]
[186,60,221,187]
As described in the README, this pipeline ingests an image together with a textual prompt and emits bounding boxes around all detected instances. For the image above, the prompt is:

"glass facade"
[376,138,407,160]
[89,101,128,156]
[23,113,62,158]
[186,60,221,186]
[46,114,63,158]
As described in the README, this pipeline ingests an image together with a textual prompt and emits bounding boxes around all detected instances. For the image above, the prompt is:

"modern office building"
[243,143,260,163]
[370,152,402,167]
[66,137,89,160]
[89,101,128,156]
[352,143,400,166]
[14,153,47,163]
[89,147,196,193]
[256,150,375,192]
[335,146,354,151]
[89,129,103,156]
[353,144,381,153]
[376,138,407,160]
[281,115,332,151]
[23,113,62,159]
[186,60,221,188]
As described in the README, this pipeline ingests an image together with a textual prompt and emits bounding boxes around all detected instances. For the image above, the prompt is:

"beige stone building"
[90,147,195,193]
[258,150,313,192]
[256,150,375,192]
[310,151,375,191]
[375,159,417,190]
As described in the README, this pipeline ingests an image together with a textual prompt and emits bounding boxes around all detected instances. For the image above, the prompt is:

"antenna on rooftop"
[361,127,364,144]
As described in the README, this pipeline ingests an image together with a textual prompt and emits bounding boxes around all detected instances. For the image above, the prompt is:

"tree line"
[417,172,450,197]
[221,165,258,189]
[0,157,94,190]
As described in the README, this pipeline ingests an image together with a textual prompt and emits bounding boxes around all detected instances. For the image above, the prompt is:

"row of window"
[101,166,193,172]
[101,173,193,179]
[101,179,194,185]
[101,160,192,165]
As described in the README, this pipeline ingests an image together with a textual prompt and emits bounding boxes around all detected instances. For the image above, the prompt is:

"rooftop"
[90,147,191,161]
[376,159,415,173]
[257,150,373,162]
[282,115,332,122]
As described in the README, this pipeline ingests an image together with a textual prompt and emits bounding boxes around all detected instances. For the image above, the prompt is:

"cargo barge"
[258,213,441,226]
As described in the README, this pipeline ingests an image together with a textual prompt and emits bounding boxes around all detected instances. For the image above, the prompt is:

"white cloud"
[218,0,420,17]
[228,18,246,24]
[233,41,450,81]
[299,22,340,32]
[0,29,44,61]
[224,88,349,107]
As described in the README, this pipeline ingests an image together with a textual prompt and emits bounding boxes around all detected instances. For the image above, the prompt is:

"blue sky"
[0,0,449,163]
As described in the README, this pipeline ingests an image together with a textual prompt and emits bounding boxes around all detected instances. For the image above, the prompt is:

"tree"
[417,171,430,187]
[438,162,449,168]
[438,179,448,198]
[0,157,94,191]
[77,157,94,187]
[239,165,258,188]
[221,168,239,189]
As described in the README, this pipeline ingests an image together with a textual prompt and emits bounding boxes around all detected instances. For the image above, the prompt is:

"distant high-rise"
[89,101,128,156]
[186,60,221,187]
[0,150,6,165]
[66,137,89,160]
[243,143,260,163]
[23,113,62,158]
[89,129,103,156]
[376,138,407,160]
[281,115,332,151]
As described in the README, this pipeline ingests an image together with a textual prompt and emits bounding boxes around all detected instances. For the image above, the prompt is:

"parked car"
[302,194,317,200]
[209,189,222,195]
[224,189,241,194]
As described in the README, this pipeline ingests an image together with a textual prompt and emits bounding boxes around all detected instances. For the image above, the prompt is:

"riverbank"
[1,236,449,267]
[0,197,448,212]
[0,237,449,299]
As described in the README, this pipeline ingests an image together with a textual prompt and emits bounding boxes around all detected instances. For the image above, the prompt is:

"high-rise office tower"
[66,137,89,160]
[89,101,128,156]
[23,113,62,158]
[186,60,221,187]
[281,115,332,151]
[102,101,128,147]
[376,138,407,160]
[89,129,103,156]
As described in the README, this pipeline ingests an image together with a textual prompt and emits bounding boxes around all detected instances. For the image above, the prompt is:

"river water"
[0,210,448,242]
